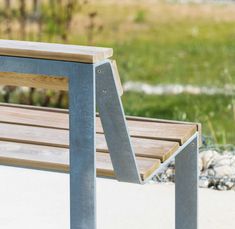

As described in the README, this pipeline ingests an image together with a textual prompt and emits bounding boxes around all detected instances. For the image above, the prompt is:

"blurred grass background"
[0,0,234,145]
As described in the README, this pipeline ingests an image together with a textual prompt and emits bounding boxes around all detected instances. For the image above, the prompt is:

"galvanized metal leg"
[69,64,96,229]
[0,56,97,229]
[95,61,141,184]
[175,134,198,229]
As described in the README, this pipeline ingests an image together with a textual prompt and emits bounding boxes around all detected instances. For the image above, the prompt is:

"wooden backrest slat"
[0,72,68,91]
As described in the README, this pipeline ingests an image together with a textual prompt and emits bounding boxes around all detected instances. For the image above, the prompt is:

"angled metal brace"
[95,60,141,184]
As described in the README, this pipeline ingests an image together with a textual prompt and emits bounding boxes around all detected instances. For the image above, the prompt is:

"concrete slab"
[0,165,234,229]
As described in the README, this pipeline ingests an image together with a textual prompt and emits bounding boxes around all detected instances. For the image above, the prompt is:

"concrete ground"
[0,165,234,229]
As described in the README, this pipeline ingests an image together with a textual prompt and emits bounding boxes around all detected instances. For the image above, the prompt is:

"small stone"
[165,168,175,182]
[208,178,217,189]
[216,183,228,191]
[214,156,232,168]
[207,169,215,177]
[224,180,235,190]
[214,176,235,191]
[200,150,219,170]
[214,165,235,178]
[199,177,209,188]
[166,168,174,176]
[159,173,168,182]
[232,185,235,191]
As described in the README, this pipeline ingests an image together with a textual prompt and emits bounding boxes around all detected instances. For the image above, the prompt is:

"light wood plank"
[0,104,197,145]
[125,115,202,145]
[0,72,68,91]
[0,105,68,129]
[0,102,68,113]
[118,120,196,145]
[0,39,113,63]
[0,141,160,180]
[110,60,123,96]
[0,123,179,162]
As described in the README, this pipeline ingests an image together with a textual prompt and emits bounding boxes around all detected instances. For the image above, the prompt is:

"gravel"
[153,147,235,191]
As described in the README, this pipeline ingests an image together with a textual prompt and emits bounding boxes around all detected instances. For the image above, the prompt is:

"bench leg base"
[175,134,198,229]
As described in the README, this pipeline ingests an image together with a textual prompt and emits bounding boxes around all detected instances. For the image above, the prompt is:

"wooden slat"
[0,123,179,162]
[0,105,197,145]
[125,115,202,145]
[0,39,113,63]
[0,105,68,129]
[118,120,196,145]
[0,72,68,91]
[0,103,200,139]
[0,104,200,180]
[110,60,123,96]
[0,102,68,113]
[0,141,160,181]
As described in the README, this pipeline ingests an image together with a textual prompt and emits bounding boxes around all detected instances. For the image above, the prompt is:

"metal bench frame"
[0,56,198,229]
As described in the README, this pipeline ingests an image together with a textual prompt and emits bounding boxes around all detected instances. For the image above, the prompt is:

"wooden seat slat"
[0,123,179,162]
[0,103,200,181]
[125,115,202,145]
[120,120,196,145]
[0,104,197,145]
[0,141,160,180]
[0,39,113,63]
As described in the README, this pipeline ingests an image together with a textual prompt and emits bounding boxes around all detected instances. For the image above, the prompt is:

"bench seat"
[0,103,200,181]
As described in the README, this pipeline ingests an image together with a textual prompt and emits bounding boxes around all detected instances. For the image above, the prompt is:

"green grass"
[113,35,235,86]
[122,93,235,144]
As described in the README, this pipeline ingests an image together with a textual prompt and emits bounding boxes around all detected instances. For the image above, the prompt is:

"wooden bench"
[0,39,200,229]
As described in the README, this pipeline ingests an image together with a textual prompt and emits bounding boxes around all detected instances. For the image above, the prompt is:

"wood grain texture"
[0,39,113,63]
[0,103,201,141]
[0,141,160,180]
[110,60,123,96]
[125,115,202,146]
[0,104,197,145]
[119,120,196,145]
[0,104,200,180]
[0,122,178,162]
[0,72,68,90]
[0,102,69,113]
